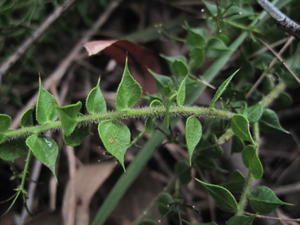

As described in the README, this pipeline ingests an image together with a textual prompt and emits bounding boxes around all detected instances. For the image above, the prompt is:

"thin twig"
[257,37,300,85]
[245,212,300,222]
[257,0,300,39]
[189,73,216,90]
[14,160,42,225]
[276,209,299,225]
[246,36,294,98]
[273,182,300,195]
[250,37,288,58]
[0,0,77,83]
[11,0,122,128]
[63,146,77,225]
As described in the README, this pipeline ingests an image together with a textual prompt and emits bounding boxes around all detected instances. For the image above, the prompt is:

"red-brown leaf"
[83,40,161,93]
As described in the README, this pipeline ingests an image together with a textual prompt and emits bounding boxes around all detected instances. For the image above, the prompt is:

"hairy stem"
[236,173,253,216]
[4,106,234,140]
[259,81,286,107]
[2,151,32,216]
[236,122,260,216]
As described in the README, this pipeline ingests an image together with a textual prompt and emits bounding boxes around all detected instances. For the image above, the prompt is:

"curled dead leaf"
[83,40,161,94]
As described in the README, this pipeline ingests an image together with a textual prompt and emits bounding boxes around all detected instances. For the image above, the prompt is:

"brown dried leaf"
[83,40,161,93]
[62,162,116,225]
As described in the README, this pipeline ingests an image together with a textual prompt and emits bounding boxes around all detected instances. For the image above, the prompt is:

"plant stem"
[259,81,286,107]
[216,81,286,145]
[236,122,260,216]
[4,106,234,140]
[19,151,32,192]
[236,172,253,216]
[2,151,32,216]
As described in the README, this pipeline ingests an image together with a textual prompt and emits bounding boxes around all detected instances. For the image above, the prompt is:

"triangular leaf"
[63,125,90,147]
[171,59,188,76]
[115,59,142,111]
[231,135,245,153]
[221,170,245,193]
[86,78,107,114]
[260,109,289,134]
[98,120,130,170]
[189,47,205,71]
[26,135,58,177]
[231,114,254,143]
[196,178,238,212]
[208,38,231,52]
[157,192,174,215]
[242,145,263,179]
[149,70,173,95]
[57,101,82,136]
[210,70,239,108]
[185,116,202,165]
[177,76,187,106]
[20,107,34,127]
[0,139,27,161]
[248,186,292,214]
[203,0,218,16]
[36,81,57,125]
[186,27,206,49]
[0,114,11,132]
[246,104,264,123]
[175,160,192,184]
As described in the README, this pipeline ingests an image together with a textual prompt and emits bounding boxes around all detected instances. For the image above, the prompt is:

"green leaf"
[242,145,263,179]
[0,139,27,161]
[208,38,231,52]
[144,117,156,133]
[222,170,245,193]
[230,101,247,114]
[186,27,206,48]
[196,179,238,212]
[98,120,130,170]
[0,114,11,132]
[157,192,174,215]
[246,104,264,123]
[86,78,107,114]
[63,125,90,147]
[275,92,293,108]
[26,135,58,177]
[210,70,239,108]
[189,47,205,71]
[161,54,186,65]
[171,59,188,76]
[203,0,217,16]
[260,109,289,134]
[175,160,192,184]
[20,107,34,127]
[185,116,202,165]
[57,101,82,136]
[115,59,142,111]
[249,186,292,214]
[231,114,254,143]
[36,82,57,125]
[149,70,173,95]
[231,135,245,153]
[150,99,163,107]
[226,215,255,225]
[177,76,187,106]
